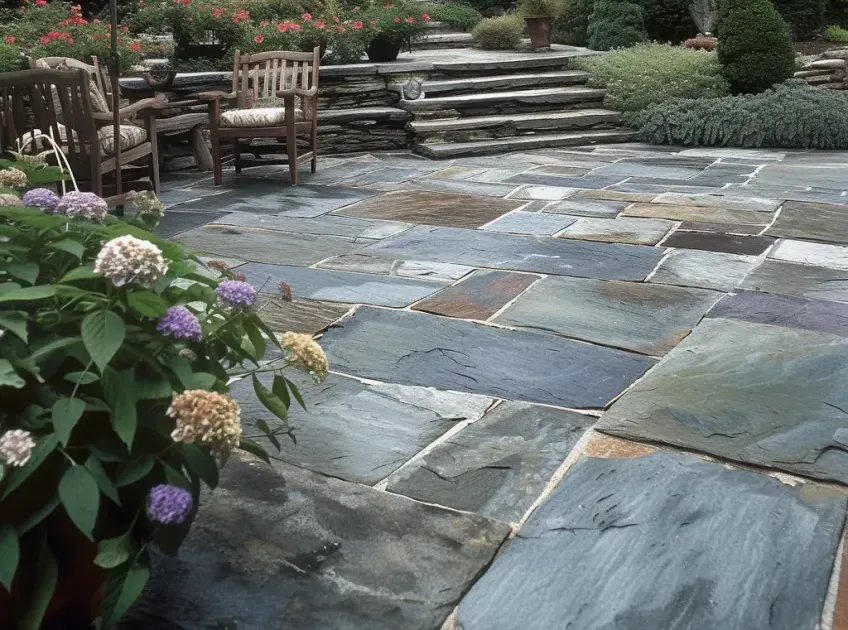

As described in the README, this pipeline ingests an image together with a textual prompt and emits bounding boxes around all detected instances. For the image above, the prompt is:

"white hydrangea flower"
[0,429,36,467]
[94,235,169,288]
[0,167,29,189]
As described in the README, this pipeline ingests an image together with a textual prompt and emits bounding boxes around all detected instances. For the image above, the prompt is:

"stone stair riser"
[413,130,638,159]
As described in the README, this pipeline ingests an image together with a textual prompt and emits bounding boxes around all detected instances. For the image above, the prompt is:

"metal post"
[110,0,123,215]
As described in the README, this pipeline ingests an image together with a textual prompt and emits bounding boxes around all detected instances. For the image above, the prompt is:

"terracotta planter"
[524,16,553,49]
[366,34,403,62]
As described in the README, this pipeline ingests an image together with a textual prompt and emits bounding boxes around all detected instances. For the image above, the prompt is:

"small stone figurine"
[402,77,424,101]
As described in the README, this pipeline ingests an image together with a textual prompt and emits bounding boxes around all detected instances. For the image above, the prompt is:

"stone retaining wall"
[794,49,848,89]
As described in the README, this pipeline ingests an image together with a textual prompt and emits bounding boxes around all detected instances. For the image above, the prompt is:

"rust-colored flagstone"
[412,270,539,320]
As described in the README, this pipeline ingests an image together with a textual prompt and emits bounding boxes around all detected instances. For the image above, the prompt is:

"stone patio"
[128,145,848,629]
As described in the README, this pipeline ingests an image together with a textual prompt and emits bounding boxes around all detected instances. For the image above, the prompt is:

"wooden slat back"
[231,48,321,109]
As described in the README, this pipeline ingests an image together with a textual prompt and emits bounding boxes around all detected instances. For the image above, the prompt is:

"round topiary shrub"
[638,0,698,43]
[587,0,647,50]
[553,0,593,44]
[716,0,796,94]
[471,13,525,49]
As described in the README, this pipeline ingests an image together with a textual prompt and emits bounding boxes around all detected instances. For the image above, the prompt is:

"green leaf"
[238,437,271,465]
[179,443,219,489]
[30,337,80,363]
[286,377,307,411]
[6,261,39,285]
[82,311,126,371]
[0,285,56,303]
[252,374,288,422]
[100,556,149,629]
[51,397,85,446]
[58,465,100,541]
[166,355,195,389]
[190,372,217,389]
[0,358,24,389]
[0,525,19,591]
[58,266,101,283]
[101,368,137,449]
[18,496,59,535]
[0,311,28,343]
[0,205,66,230]
[20,541,57,630]
[64,370,99,385]
[245,323,266,362]
[48,239,84,259]
[115,455,155,487]
[255,419,280,451]
[2,433,58,499]
[133,377,172,401]
[272,374,290,408]
[94,531,135,569]
[84,455,120,505]
[126,290,168,318]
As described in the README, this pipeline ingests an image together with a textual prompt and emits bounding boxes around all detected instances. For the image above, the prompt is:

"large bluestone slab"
[239,263,446,307]
[364,226,666,280]
[155,210,228,237]
[386,402,594,522]
[496,276,722,355]
[317,254,473,282]
[124,456,511,630]
[230,373,492,484]
[174,225,364,265]
[740,259,848,303]
[456,453,847,630]
[320,307,656,408]
[412,270,538,320]
[597,317,848,483]
[769,239,848,270]
[663,231,775,256]
[766,200,848,244]
[707,290,848,337]
[650,249,759,291]
[211,211,411,240]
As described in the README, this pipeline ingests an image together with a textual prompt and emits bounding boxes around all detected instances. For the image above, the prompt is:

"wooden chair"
[200,47,320,186]
[0,68,165,196]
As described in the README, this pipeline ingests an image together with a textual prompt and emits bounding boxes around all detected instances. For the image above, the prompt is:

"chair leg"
[286,135,298,186]
[233,138,242,173]
[311,125,317,174]
[211,133,222,186]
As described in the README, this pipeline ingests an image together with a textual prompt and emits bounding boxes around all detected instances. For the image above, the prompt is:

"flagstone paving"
[132,144,848,629]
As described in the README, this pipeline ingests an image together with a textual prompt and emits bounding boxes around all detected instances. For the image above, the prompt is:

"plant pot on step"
[524,17,553,49]
[367,34,403,62]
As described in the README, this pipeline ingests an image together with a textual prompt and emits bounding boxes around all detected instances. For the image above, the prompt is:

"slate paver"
[496,276,722,355]
[255,295,350,334]
[504,173,624,189]
[364,226,666,280]
[623,202,771,226]
[769,239,848,270]
[597,317,848,483]
[456,452,847,630]
[541,198,630,217]
[707,290,848,337]
[126,456,511,630]
[317,254,473,282]
[766,200,848,244]
[559,217,674,245]
[335,190,521,228]
[211,211,412,240]
[650,249,759,291]
[231,372,492,484]
[155,210,228,237]
[239,263,447,307]
[511,185,577,200]
[651,192,782,212]
[571,189,657,203]
[675,220,763,235]
[591,162,704,180]
[740,259,848,303]
[662,231,775,256]
[412,269,538,320]
[402,178,520,198]
[481,210,577,235]
[320,307,656,408]
[386,402,594,522]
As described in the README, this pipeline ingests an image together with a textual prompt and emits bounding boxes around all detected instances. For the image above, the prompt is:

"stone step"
[414,129,638,159]
[426,47,598,74]
[401,86,606,114]
[416,32,474,50]
[422,70,590,95]
[410,109,621,141]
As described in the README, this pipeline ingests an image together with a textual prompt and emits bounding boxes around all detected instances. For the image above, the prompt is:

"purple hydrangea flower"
[156,306,202,341]
[57,191,108,221]
[147,484,193,525]
[215,280,257,309]
[22,188,60,212]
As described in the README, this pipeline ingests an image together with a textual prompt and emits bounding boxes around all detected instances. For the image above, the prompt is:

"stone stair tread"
[415,129,637,158]
[410,108,620,132]
[319,107,410,123]
[401,86,605,110]
[422,70,590,93]
[420,32,473,43]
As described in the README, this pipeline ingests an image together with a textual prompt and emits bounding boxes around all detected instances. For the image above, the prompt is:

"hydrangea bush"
[0,162,326,628]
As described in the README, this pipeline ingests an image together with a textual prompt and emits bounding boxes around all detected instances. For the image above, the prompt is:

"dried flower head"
[0,429,36,467]
[157,306,203,341]
[9,150,50,167]
[215,280,256,309]
[0,167,29,188]
[131,190,166,228]
[147,484,193,524]
[232,272,247,282]
[58,191,108,222]
[281,331,328,383]
[178,348,197,361]
[207,260,230,272]
[168,389,242,449]
[278,281,292,302]
[22,188,60,212]
[0,194,22,206]
[94,235,169,288]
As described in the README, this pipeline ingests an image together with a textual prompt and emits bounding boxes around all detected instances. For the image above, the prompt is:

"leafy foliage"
[772,0,825,39]
[637,0,697,43]
[627,80,848,148]
[577,43,728,112]
[824,22,848,39]
[586,0,647,50]
[552,0,592,44]
[471,13,524,49]
[418,2,482,29]
[716,0,796,94]
[520,0,564,18]
[682,34,717,49]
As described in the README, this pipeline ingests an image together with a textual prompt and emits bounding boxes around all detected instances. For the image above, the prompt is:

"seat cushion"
[98,125,147,155]
[219,106,303,128]
[34,58,110,117]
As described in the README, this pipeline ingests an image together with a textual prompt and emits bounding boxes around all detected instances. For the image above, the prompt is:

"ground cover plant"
[471,12,524,49]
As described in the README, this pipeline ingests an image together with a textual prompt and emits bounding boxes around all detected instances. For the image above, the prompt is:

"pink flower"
[35,0,46,5]
[314,19,325,28]
[276,22,287,31]
[212,7,222,16]
[353,20,362,28]
[93,17,101,22]
[48,30,59,37]
[138,0,144,5]
[122,24,128,31]
[66,36,73,43]
[353,5,360,10]
[405,16,414,22]
[290,22,301,30]
[39,35,50,43]
[370,17,378,24]
[332,14,339,22]
[130,40,141,51]
[232,17,239,23]
[254,34,264,43]
[301,12,311,19]
[259,19,268,26]
[336,24,345,32]
[236,8,248,19]
[393,16,400,22]
[385,1,392,6]
[421,12,430,20]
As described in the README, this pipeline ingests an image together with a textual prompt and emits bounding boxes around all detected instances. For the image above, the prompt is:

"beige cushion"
[34,58,110,116]
[98,124,147,155]
[219,106,303,128]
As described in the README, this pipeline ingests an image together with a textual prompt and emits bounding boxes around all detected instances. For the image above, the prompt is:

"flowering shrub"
[682,33,717,50]
[0,162,325,627]
[362,1,429,47]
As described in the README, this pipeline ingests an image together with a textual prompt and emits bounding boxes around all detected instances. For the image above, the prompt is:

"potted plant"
[363,1,429,62]
[0,158,325,628]
[520,0,563,48]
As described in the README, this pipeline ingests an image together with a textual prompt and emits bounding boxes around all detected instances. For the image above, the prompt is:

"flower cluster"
[281,331,328,383]
[131,190,166,228]
[157,306,203,341]
[0,167,29,188]
[0,194,22,206]
[22,188,60,212]
[147,484,193,524]
[168,389,242,449]
[0,429,36,467]
[57,191,108,221]
[215,280,256,309]
[94,235,169,288]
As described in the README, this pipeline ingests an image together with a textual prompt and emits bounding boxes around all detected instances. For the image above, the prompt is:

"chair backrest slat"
[230,48,321,111]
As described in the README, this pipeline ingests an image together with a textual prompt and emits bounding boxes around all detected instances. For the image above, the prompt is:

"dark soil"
[795,39,848,55]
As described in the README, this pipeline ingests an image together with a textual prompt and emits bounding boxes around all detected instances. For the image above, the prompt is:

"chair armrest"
[276,87,318,99]
[198,91,238,102]
[93,96,168,122]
